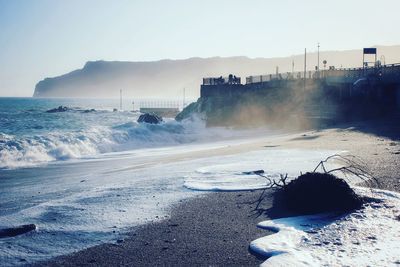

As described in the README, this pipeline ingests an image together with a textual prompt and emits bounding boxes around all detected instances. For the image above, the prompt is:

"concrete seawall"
[178,66,400,127]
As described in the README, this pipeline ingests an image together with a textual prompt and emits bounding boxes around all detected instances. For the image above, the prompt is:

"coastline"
[39,118,400,266]
[41,190,284,266]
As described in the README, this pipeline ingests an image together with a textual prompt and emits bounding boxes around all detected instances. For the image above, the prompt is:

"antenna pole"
[183,88,186,109]
[304,48,307,93]
[292,59,294,73]
[317,42,320,78]
[120,89,122,110]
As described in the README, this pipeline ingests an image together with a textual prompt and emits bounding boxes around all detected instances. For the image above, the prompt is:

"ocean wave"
[0,116,230,169]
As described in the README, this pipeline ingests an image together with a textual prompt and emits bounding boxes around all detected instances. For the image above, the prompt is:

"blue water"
[0,98,134,134]
[0,97,209,169]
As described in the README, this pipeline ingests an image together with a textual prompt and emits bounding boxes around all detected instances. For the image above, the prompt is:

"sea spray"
[0,98,265,169]
[0,118,209,169]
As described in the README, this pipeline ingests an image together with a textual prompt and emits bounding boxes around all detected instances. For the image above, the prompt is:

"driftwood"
[0,224,36,238]
[312,154,377,185]
[254,154,375,189]
[251,154,378,216]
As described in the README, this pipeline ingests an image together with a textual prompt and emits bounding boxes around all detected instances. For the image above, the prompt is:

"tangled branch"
[251,172,289,188]
[312,154,378,186]
[247,153,377,217]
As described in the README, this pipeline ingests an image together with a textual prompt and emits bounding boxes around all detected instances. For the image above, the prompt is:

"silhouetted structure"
[139,100,180,117]
[194,61,400,127]
[201,64,400,107]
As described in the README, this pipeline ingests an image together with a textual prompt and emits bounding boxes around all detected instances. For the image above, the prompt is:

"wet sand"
[41,190,286,266]
[39,118,400,266]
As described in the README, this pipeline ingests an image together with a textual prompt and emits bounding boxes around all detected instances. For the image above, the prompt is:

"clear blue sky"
[0,0,399,96]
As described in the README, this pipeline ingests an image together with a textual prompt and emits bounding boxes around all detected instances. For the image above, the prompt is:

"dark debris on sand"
[280,172,364,214]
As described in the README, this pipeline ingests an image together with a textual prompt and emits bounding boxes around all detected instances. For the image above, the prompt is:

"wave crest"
[0,117,210,169]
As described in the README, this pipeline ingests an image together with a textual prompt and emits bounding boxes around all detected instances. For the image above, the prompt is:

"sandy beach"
[36,117,400,266]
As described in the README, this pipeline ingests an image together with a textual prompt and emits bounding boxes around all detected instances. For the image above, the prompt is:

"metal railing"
[138,100,181,109]
[324,63,400,79]
[245,63,400,84]
[246,71,318,84]
[203,76,241,85]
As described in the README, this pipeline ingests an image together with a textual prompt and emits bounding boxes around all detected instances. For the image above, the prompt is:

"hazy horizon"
[1,0,400,96]
[29,45,400,99]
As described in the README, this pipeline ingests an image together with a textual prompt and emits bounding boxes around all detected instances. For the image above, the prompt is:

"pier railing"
[323,63,400,79]
[246,71,318,84]
[138,100,181,109]
[245,63,400,84]
[203,76,241,85]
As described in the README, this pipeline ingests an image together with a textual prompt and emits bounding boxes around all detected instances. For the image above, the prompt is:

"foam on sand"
[250,187,400,266]
[184,149,347,191]
[0,140,291,265]
[183,148,399,266]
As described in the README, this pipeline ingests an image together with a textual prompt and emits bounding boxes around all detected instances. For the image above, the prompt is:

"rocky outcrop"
[46,106,70,113]
[46,106,97,113]
[137,113,163,124]
[175,95,273,127]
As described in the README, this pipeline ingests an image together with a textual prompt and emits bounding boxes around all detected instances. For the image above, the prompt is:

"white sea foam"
[0,128,111,169]
[0,145,205,265]
[250,187,400,266]
[0,144,343,266]
[0,116,268,169]
[184,149,348,191]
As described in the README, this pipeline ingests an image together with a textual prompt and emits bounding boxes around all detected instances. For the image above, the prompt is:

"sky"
[0,0,399,97]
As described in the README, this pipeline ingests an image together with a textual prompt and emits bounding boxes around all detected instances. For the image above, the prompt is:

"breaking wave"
[0,117,229,169]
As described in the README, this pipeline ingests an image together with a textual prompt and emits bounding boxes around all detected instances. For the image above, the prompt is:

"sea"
[0,97,209,169]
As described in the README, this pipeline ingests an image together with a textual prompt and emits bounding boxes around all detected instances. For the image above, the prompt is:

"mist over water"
[0,98,274,169]
[0,98,135,168]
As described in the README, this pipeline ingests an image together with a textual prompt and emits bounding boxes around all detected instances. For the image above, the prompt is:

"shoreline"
[41,190,285,266]
[39,118,400,266]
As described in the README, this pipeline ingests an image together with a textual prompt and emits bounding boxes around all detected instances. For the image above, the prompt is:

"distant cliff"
[34,57,285,98]
[33,45,400,98]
